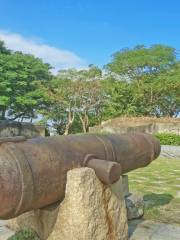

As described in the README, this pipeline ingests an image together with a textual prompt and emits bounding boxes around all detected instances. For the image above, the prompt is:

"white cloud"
[0,31,86,74]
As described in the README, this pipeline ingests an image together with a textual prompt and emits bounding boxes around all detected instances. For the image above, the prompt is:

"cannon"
[0,133,160,220]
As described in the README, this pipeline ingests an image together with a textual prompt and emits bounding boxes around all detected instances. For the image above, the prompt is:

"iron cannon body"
[0,133,160,219]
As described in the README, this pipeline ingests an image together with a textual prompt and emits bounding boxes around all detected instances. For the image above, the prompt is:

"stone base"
[125,193,144,220]
[8,168,128,240]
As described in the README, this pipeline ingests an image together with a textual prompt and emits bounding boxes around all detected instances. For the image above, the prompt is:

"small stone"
[125,192,144,220]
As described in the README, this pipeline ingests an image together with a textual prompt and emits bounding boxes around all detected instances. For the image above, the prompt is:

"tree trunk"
[82,121,87,133]
[79,112,89,133]
[64,111,75,135]
[64,122,71,135]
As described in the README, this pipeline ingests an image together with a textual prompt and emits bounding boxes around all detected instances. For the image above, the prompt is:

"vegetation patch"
[128,157,180,225]
[155,133,180,146]
[8,229,40,240]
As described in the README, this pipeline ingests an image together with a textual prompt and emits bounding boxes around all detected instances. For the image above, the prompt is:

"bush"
[154,133,180,146]
[8,229,40,240]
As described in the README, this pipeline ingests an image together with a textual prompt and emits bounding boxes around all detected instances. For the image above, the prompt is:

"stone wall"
[0,121,45,138]
[89,117,180,135]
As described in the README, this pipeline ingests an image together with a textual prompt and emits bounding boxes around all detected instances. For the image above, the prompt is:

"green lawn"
[128,157,180,225]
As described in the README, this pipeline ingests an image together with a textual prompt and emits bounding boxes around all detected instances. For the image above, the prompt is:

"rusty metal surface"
[0,133,160,219]
[85,158,122,184]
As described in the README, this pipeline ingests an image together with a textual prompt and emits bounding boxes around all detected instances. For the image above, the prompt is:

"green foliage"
[0,41,52,121]
[43,44,180,133]
[8,229,40,240]
[0,41,179,131]
[101,78,136,119]
[103,44,180,119]
[44,65,107,134]
[0,40,11,54]
[106,45,176,77]
[155,133,180,146]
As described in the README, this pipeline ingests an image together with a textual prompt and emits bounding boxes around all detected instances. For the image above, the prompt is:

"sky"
[0,0,180,73]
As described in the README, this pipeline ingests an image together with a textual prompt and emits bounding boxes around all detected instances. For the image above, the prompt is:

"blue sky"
[0,0,180,73]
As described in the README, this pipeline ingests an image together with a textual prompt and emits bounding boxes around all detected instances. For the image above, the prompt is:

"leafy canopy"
[103,44,180,118]
[0,41,52,121]
[43,65,107,134]
[106,45,177,78]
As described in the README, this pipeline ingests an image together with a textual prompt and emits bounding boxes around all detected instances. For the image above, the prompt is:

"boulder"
[8,168,128,240]
[125,192,144,220]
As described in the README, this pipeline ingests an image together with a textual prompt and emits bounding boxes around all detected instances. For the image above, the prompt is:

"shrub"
[154,133,180,146]
[8,229,40,240]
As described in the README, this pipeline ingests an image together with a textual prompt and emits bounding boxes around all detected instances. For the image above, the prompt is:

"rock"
[129,219,180,240]
[8,168,128,240]
[125,192,144,220]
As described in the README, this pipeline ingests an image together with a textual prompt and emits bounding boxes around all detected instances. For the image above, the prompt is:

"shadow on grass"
[143,193,173,208]
[129,193,174,238]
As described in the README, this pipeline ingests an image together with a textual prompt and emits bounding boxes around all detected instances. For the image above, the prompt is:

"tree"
[144,63,180,117]
[75,78,106,132]
[0,40,11,54]
[46,77,79,135]
[104,45,180,118]
[0,41,52,121]
[101,77,135,119]
[106,45,176,78]
[44,65,107,134]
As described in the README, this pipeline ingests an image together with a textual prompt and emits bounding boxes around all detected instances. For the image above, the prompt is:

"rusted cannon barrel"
[0,133,160,219]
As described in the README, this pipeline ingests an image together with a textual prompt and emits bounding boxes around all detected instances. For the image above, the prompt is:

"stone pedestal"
[8,168,128,240]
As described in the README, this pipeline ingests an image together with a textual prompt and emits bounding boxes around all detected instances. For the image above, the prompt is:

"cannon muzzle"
[0,133,160,219]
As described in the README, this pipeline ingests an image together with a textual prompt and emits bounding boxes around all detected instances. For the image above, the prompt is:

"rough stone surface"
[125,193,144,220]
[89,117,180,135]
[8,168,128,240]
[129,219,180,240]
[0,120,44,138]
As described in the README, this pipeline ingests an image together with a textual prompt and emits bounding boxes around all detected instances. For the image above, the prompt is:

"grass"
[128,157,180,225]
